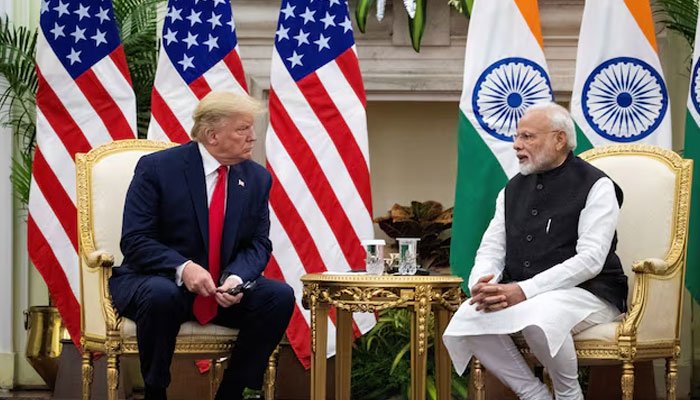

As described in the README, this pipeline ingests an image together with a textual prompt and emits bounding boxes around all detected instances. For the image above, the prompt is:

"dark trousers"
[114,275,295,392]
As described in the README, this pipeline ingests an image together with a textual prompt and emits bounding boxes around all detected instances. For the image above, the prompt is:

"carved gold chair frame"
[76,139,278,400]
[470,144,693,400]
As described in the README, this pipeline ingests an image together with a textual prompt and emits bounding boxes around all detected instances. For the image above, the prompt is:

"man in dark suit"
[109,91,295,400]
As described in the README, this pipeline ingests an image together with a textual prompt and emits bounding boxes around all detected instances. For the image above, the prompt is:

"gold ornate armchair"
[471,144,693,400]
[76,140,240,400]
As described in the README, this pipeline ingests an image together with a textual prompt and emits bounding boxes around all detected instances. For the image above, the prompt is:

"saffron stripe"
[514,0,544,50]
[623,0,658,52]
[35,68,92,157]
[151,89,191,143]
[75,69,135,140]
[295,73,372,214]
[31,150,78,251]
[269,89,365,270]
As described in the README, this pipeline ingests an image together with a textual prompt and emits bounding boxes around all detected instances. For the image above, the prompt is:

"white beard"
[519,161,537,176]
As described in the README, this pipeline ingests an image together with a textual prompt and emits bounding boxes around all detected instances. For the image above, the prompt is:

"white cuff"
[175,260,191,286]
[224,274,243,287]
[517,279,539,299]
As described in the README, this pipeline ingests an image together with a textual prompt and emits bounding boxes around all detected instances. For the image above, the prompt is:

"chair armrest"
[86,250,114,270]
[618,258,682,342]
[632,258,671,275]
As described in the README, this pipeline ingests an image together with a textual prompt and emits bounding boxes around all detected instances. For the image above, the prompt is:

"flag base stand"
[24,307,63,391]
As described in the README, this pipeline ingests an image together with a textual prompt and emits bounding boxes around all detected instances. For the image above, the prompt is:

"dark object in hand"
[219,280,257,296]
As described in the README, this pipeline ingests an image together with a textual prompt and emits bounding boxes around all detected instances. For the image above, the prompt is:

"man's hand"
[182,262,217,297]
[469,278,526,312]
[469,274,495,299]
[215,276,244,308]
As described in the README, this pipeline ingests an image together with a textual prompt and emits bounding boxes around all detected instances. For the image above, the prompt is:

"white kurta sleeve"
[517,177,620,299]
[468,189,507,291]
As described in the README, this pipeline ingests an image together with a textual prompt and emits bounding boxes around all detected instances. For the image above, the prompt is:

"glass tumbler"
[397,238,420,275]
[361,239,386,275]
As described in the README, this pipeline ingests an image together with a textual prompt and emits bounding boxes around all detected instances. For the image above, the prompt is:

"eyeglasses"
[512,130,561,143]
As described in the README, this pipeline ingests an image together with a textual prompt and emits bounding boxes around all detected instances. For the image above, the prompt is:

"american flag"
[31,0,136,344]
[264,0,376,367]
[148,0,248,142]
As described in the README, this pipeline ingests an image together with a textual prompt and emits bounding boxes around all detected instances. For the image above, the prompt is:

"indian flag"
[684,13,700,304]
[450,0,553,292]
[570,0,671,152]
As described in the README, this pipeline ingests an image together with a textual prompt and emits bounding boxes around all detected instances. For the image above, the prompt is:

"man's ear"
[555,130,567,151]
[203,127,216,145]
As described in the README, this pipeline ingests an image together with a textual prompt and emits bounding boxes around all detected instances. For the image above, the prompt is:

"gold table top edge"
[300,273,464,284]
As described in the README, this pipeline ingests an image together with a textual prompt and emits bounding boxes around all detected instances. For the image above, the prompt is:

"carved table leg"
[310,298,329,400]
[410,285,431,400]
[434,308,451,400]
[335,310,353,400]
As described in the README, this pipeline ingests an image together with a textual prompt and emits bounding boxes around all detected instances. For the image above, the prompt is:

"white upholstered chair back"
[585,153,676,305]
[76,140,176,344]
[581,144,692,344]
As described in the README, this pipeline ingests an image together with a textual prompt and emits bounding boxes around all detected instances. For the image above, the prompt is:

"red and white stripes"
[29,28,136,344]
[148,45,248,143]
[266,45,376,367]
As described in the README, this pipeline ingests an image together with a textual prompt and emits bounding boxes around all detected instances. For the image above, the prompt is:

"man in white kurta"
[443,103,627,400]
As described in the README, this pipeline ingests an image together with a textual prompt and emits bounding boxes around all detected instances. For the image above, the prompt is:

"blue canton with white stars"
[274,0,355,82]
[40,0,121,79]
[163,0,238,85]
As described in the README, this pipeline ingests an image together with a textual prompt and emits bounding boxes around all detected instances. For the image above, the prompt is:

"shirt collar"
[197,141,224,176]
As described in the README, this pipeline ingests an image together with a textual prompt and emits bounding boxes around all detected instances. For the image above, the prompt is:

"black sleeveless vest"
[504,152,628,312]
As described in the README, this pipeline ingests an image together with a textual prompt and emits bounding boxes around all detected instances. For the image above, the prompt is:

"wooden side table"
[301,273,463,400]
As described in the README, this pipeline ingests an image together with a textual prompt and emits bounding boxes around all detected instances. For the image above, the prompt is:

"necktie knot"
[216,165,227,178]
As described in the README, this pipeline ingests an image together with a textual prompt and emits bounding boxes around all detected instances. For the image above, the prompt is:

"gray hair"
[524,102,577,150]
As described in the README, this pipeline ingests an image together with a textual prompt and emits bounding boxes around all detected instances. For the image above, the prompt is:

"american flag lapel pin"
[238,179,245,187]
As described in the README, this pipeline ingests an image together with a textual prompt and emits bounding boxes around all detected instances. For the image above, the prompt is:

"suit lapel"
[183,142,209,251]
[221,163,248,265]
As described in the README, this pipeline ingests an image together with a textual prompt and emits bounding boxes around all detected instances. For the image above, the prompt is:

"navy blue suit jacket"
[110,141,272,312]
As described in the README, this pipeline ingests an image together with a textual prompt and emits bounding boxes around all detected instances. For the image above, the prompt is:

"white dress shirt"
[174,142,242,287]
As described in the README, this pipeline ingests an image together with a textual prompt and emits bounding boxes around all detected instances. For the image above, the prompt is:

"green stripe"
[574,122,593,155]
[450,111,508,293]
[684,110,700,305]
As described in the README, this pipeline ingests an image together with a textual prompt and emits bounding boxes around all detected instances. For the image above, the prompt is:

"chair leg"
[471,358,485,400]
[106,354,119,400]
[666,357,678,400]
[81,351,94,400]
[264,345,280,400]
[210,358,226,400]
[621,361,634,400]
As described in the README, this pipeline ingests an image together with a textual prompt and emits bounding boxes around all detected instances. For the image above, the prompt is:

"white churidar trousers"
[443,287,620,400]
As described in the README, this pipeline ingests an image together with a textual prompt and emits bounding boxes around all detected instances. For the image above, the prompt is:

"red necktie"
[193,166,227,324]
